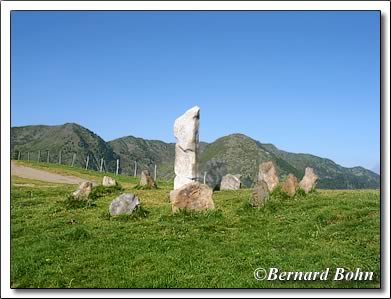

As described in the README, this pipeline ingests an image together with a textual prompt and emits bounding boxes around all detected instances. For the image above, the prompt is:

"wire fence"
[12,150,260,186]
[12,150,159,180]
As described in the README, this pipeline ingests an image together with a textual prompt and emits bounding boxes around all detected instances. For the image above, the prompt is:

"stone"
[109,193,140,216]
[258,161,279,192]
[282,174,299,197]
[173,106,200,190]
[220,174,241,190]
[139,170,157,189]
[203,159,227,190]
[102,176,117,187]
[72,181,93,199]
[299,167,318,193]
[170,182,214,213]
[250,180,269,208]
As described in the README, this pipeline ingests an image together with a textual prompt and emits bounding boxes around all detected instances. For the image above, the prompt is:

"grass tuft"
[88,184,123,200]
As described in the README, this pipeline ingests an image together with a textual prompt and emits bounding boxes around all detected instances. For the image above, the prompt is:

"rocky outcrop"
[102,176,117,187]
[170,182,214,213]
[72,181,93,199]
[282,174,298,197]
[220,174,241,190]
[139,170,157,189]
[109,193,140,216]
[299,167,318,193]
[258,161,279,192]
[250,180,269,208]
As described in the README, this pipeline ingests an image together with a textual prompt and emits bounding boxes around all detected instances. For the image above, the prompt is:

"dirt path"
[11,161,92,185]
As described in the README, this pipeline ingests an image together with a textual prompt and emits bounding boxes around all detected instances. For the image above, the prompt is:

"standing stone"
[250,180,269,208]
[72,181,93,199]
[282,174,298,197]
[102,176,117,187]
[258,161,279,192]
[170,182,214,213]
[299,167,318,193]
[220,174,241,190]
[173,106,200,190]
[139,170,157,189]
[109,193,140,216]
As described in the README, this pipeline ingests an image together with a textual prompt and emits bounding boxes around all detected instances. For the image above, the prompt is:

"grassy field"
[10,161,380,288]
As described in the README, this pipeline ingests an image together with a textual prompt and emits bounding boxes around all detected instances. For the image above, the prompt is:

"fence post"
[47,151,50,163]
[100,158,103,172]
[58,150,62,164]
[116,159,119,176]
[37,150,41,162]
[27,152,30,161]
[134,161,137,177]
[85,155,89,170]
[203,172,207,184]
[18,151,21,160]
[71,153,76,167]
[154,164,157,181]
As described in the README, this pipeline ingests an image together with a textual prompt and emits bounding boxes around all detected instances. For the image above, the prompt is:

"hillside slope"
[108,136,175,178]
[11,124,380,189]
[11,123,119,171]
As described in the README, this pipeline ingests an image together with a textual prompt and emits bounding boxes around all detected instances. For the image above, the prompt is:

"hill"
[11,123,119,172]
[108,136,176,179]
[198,133,380,188]
[10,123,380,189]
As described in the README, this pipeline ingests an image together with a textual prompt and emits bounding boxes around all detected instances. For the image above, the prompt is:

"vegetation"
[11,123,119,171]
[11,124,380,189]
[10,163,380,288]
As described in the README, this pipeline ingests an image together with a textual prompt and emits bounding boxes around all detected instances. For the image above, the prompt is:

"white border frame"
[1,1,389,298]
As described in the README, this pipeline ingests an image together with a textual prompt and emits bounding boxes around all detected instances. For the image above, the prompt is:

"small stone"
[102,176,117,187]
[282,174,298,197]
[139,170,157,189]
[250,180,269,208]
[220,174,241,190]
[170,182,214,213]
[72,181,93,199]
[109,193,140,216]
[299,167,318,193]
[258,161,279,192]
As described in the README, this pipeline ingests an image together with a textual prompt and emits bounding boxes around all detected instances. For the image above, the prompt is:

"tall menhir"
[173,106,200,190]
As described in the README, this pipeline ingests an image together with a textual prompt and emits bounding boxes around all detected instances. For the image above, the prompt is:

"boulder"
[102,176,117,187]
[282,174,298,197]
[220,174,241,190]
[299,167,318,193]
[173,106,200,190]
[72,181,93,199]
[139,170,157,189]
[109,193,140,216]
[258,161,279,192]
[250,180,269,208]
[170,182,214,213]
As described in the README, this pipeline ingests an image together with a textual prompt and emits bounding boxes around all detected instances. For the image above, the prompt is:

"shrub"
[270,185,290,200]
[88,184,123,200]
[65,194,96,209]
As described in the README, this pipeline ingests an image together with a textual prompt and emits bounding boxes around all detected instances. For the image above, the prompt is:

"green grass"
[13,160,172,189]
[10,162,380,288]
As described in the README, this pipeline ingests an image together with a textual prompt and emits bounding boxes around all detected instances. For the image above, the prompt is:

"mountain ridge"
[10,123,380,189]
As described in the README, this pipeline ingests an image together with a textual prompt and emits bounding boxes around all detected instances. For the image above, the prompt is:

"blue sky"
[11,11,380,172]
